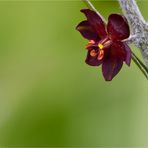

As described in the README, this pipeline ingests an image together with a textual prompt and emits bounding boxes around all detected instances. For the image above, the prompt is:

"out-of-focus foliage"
[0,1,147,147]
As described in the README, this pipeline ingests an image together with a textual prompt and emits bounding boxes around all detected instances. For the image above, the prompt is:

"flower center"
[85,37,112,60]
[98,37,112,49]
[98,43,104,50]
[97,37,112,60]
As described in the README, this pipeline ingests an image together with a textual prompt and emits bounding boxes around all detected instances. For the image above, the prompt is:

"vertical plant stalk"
[82,0,148,79]
[132,51,148,79]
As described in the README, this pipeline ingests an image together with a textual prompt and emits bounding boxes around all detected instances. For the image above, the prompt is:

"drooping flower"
[76,9,131,81]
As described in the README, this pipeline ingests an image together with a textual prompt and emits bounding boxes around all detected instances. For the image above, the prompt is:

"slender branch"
[123,34,137,44]
[118,0,145,34]
[118,0,148,67]
[82,0,148,79]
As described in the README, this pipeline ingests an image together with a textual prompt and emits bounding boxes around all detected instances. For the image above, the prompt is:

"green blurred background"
[0,0,147,147]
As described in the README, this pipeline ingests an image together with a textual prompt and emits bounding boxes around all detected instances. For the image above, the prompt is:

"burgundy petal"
[107,14,130,41]
[76,21,99,41]
[85,51,102,66]
[111,41,131,66]
[123,43,132,66]
[102,58,123,81]
[81,9,107,38]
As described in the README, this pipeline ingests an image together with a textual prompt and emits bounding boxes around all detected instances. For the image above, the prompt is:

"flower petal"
[123,43,132,66]
[76,20,99,41]
[102,58,123,81]
[81,9,107,38]
[111,41,131,66]
[107,14,130,41]
[85,51,102,66]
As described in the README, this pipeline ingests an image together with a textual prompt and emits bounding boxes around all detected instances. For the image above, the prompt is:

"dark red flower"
[76,9,131,81]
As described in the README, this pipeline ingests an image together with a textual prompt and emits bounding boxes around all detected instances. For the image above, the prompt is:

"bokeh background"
[0,0,147,147]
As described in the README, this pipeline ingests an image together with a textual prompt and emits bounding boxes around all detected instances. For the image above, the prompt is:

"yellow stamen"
[98,43,104,50]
